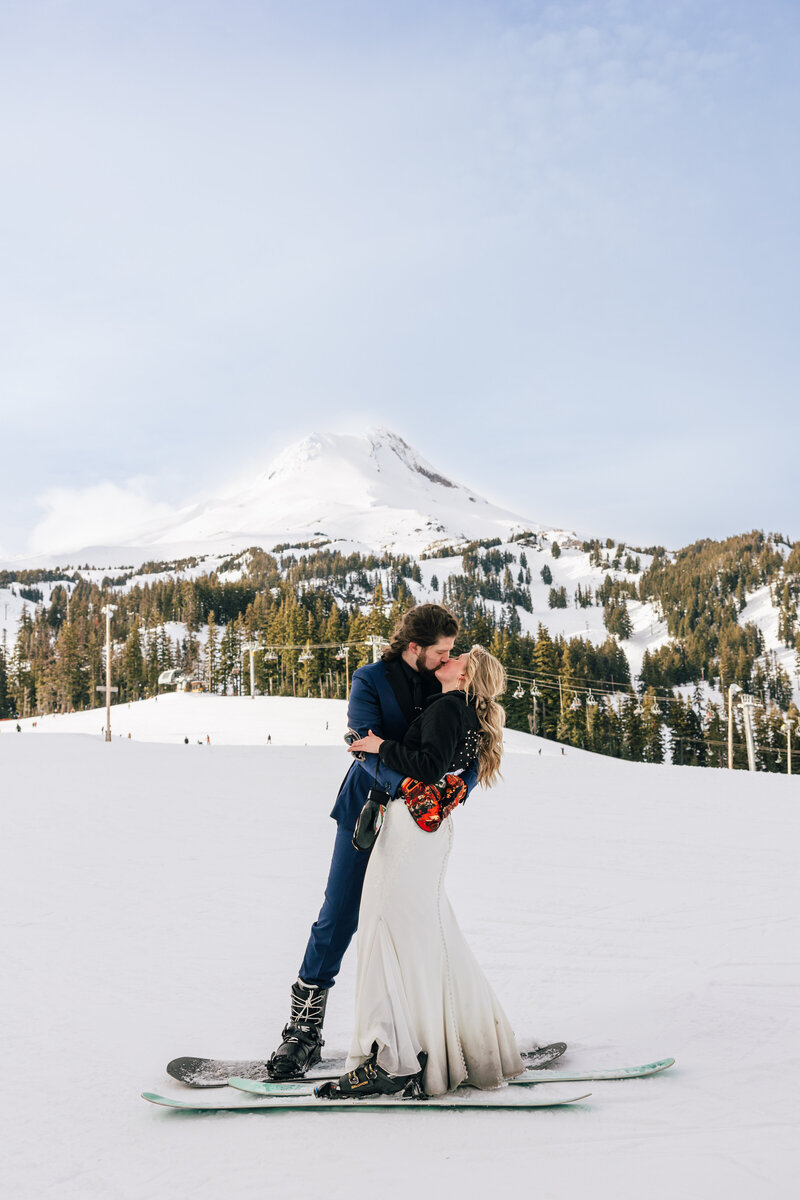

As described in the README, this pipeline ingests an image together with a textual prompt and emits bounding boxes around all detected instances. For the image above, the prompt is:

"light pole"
[782,719,795,776]
[98,604,118,742]
[727,684,741,769]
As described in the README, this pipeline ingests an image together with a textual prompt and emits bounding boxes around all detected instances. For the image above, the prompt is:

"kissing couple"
[269,604,526,1098]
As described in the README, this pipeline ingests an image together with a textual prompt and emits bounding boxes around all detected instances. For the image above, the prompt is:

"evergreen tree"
[219,618,243,694]
[0,638,14,718]
[603,599,633,639]
[531,624,560,739]
[667,694,705,766]
[777,580,797,647]
[365,582,390,638]
[55,618,88,711]
[641,691,665,763]
[620,697,645,761]
[502,601,522,635]
[122,623,145,701]
[144,626,161,694]
[703,702,727,768]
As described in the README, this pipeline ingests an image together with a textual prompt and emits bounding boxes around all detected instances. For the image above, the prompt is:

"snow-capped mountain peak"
[5,427,548,567]
[131,426,539,558]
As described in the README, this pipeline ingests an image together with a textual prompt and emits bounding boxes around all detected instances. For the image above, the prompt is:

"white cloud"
[28,480,177,556]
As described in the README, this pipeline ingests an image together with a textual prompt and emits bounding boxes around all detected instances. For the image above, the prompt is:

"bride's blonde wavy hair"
[461,644,506,788]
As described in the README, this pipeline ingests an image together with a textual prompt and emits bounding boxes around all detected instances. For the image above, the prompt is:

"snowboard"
[227,1057,675,1097]
[166,1042,568,1088]
[165,1054,346,1087]
[142,1087,591,1112]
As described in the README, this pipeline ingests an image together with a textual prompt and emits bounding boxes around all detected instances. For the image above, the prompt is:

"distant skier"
[267,604,477,1079]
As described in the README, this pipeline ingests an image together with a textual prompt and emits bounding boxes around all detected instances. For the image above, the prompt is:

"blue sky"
[1,0,798,556]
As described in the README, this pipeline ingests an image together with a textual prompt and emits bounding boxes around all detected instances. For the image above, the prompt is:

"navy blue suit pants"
[298,821,371,990]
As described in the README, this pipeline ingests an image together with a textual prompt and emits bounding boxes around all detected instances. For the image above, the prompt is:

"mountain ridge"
[4,427,558,568]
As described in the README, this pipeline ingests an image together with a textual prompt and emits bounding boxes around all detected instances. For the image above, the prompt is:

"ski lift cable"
[504,672,674,708]
[502,669,746,712]
[506,656,780,708]
[244,639,382,652]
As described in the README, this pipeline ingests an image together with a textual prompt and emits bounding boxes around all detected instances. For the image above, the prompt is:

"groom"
[267,603,479,1078]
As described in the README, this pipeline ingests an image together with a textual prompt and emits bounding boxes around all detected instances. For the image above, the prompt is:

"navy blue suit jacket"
[330,659,479,827]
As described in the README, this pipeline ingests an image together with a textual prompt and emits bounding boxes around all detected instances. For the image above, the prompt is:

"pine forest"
[2,530,799,772]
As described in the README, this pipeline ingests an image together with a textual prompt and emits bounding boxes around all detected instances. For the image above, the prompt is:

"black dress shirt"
[383,655,441,727]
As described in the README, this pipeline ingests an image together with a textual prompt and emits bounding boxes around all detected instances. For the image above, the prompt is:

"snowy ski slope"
[2,696,797,1199]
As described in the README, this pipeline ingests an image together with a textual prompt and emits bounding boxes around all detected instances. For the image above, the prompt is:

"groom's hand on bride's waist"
[347,729,384,755]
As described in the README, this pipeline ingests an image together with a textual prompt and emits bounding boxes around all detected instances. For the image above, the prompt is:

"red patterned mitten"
[399,777,443,833]
[440,773,468,820]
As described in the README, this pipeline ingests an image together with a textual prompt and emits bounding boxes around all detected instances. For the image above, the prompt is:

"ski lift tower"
[242,641,261,699]
[528,680,541,736]
[781,719,795,776]
[335,645,351,694]
[365,635,389,663]
[739,694,762,772]
[727,684,741,769]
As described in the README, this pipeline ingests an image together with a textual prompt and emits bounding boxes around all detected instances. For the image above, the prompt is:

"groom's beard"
[415,651,440,678]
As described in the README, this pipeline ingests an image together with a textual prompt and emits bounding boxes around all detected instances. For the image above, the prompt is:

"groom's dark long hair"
[382,604,459,662]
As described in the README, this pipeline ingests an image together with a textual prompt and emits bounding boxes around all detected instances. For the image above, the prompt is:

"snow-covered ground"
[3,693,351,746]
[1,693,562,754]
[3,696,797,1199]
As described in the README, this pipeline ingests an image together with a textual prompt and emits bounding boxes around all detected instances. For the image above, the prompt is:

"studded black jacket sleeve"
[378,692,481,786]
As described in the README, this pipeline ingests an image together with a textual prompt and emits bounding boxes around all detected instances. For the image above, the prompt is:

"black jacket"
[378,691,481,786]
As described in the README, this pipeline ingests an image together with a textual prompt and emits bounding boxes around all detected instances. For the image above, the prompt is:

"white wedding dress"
[346,797,524,1095]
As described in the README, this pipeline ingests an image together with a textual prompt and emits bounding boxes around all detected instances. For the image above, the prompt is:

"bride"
[322,644,524,1098]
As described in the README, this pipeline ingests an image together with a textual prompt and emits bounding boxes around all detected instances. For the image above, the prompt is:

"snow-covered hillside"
[3,698,796,1199]
[0,692,556,753]
[2,428,798,718]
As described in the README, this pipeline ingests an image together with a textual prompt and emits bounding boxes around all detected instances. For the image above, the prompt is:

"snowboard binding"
[316,1043,428,1100]
[266,978,328,1079]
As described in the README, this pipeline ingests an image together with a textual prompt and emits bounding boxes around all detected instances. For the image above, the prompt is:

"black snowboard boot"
[316,1042,428,1100]
[266,979,328,1079]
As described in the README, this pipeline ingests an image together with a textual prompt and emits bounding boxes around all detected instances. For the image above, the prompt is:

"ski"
[142,1088,591,1112]
[165,1042,567,1088]
[227,1057,675,1097]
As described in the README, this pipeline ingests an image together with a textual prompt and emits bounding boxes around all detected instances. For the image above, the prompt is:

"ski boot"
[266,978,328,1079]
[316,1042,428,1100]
